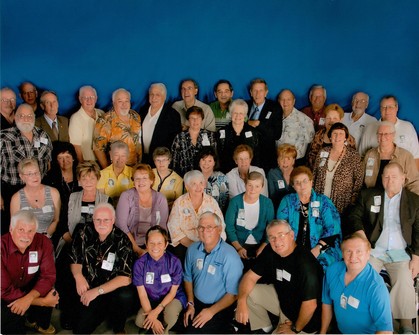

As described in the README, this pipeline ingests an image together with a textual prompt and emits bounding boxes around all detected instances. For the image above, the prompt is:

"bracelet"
[291,324,301,334]
[187,301,194,307]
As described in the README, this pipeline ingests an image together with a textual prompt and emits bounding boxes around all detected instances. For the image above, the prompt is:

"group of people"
[1,78,418,334]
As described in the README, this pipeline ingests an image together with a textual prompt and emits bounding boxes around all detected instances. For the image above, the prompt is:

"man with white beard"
[93,88,142,168]
[0,103,53,233]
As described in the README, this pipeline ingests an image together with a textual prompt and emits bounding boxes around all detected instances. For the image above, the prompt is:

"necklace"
[326,147,345,173]
[300,201,309,218]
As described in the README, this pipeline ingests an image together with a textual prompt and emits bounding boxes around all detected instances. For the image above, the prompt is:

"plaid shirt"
[0,126,52,185]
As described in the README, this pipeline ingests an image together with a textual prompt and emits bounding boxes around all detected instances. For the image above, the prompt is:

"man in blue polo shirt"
[183,211,243,334]
[321,233,393,334]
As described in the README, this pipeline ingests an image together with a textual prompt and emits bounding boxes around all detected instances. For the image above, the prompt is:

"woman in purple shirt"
[133,226,186,334]
[116,164,169,258]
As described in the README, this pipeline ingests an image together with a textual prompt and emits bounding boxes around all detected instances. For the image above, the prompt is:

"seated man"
[69,203,138,334]
[172,78,216,131]
[348,162,419,334]
[236,219,323,334]
[321,233,393,334]
[209,79,234,130]
[69,85,104,162]
[1,210,59,334]
[93,88,142,168]
[301,84,327,131]
[342,91,377,147]
[35,90,70,142]
[183,212,243,334]
[276,89,314,164]
[19,81,43,117]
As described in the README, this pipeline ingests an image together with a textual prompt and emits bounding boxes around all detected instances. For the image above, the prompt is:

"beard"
[16,121,34,133]
[118,108,130,117]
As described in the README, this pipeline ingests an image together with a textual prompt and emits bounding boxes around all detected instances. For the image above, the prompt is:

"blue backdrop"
[1,0,418,130]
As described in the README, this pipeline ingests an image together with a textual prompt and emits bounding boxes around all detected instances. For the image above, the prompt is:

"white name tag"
[348,295,360,309]
[40,137,49,145]
[207,264,216,275]
[202,133,210,146]
[146,272,154,284]
[366,157,375,167]
[374,196,381,206]
[365,169,373,177]
[28,265,39,274]
[81,206,90,214]
[319,117,325,125]
[197,259,203,270]
[121,178,129,185]
[245,131,253,138]
[312,208,319,217]
[277,180,285,189]
[34,140,41,148]
[266,111,272,119]
[42,205,53,213]
[370,205,380,213]
[282,270,291,282]
[107,252,115,263]
[320,151,329,158]
[311,201,320,208]
[219,130,225,139]
[276,269,283,281]
[29,251,38,263]
[161,274,171,283]
[102,260,114,271]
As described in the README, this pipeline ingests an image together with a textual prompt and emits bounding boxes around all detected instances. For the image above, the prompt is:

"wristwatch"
[291,324,301,334]
[98,286,105,295]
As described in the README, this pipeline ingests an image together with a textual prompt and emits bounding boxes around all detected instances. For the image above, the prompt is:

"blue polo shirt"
[322,261,393,334]
[184,239,243,304]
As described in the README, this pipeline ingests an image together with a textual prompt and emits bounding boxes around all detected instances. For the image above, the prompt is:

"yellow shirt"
[152,169,184,209]
[97,164,134,204]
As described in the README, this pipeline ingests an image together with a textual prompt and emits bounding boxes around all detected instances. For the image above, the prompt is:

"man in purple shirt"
[1,210,59,334]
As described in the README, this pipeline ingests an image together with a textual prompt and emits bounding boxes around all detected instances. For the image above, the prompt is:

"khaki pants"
[369,256,416,319]
[247,284,288,331]
[135,299,183,334]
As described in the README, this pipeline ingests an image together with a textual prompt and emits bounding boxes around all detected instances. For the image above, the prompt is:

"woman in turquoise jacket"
[277,166,342,271]
[225,171,274,268]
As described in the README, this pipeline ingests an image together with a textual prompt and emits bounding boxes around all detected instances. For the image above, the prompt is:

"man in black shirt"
[235,219,323,333]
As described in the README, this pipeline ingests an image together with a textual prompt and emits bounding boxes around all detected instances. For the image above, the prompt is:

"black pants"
[73,285,139,334]
[185,298,234,334]
[1,300,53,334]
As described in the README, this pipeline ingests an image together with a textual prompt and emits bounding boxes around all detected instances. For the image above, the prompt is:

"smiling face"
[188,112,203,131]
[380,97,398,123]
[79,87,97,113]
[11,220,37,253]
[186,177,205,197]
[79,171,98,193]
[278,90,295,116]
[146,230,168,261]
[197,215,222,251]
[235,151,251,173]
[149,86,166,110]
[310,88,326,111]
[267,224,295,257]
[111,148,128,170]
[250,83,268,106]
[342,237,370,274]
[199,155,216,175]
[351,92,368,115]
[133,170,153,192]
[93,207,115,239]
[20,163,41,187]
[330,129,347,147]
[113,91,131,117]
[245,178,264,199]
[181,80,198,105]
[292,173,313,199]
[215,83,233,105]
[231,104,247,126]
[15,105,35,133]
[57,151,74,171]
[278,154,295,172]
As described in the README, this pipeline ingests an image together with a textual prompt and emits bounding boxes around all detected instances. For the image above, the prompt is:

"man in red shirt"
[1,210,59,334]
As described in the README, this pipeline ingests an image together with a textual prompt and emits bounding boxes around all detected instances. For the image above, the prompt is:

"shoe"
[25,320,56,334]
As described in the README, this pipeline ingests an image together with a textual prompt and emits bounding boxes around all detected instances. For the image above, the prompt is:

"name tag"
[156,211,161,225]
[311,201,320,207]
[161,274,171,283]
[319,117,325,125]
[202,133,210,146]
[245,131,253,138]
[207,264,216,275]
[211,186,219,197]
[266,111,272,119]
[365,169,373,177]
[282,270,291,282]
[277,180,285,189]
[29,251,38,263]
[370,205,380,213]
[319,159,326,167]
[399,135,406,143]
[28,265,39,274]
[320,151,329,158]
[366,157,375,167]
[374,196,381,206]
[42,205,53,213]
[108,179,115,187]
[107,252,115,263]
[276,269,283,281]
[219,130,225,139]
[102,260,114,271]
[348,295,360,309]
[236,218,246,227]
[197,259,203,270]
[34,140,41,148]
[312,208,319,217]
[81,206,90,214]
[121,178,129,185]
[40,137,49,145]
[146,272,154,284]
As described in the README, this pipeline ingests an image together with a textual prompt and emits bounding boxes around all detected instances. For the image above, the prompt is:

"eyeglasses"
[16,114,34,120]
[1,98,16,103]
[380,105,397,110]
[93,218,112,224]
[23,171,40,177]
[155,158,169,163]
[197,225,218,232]
[353,99,367,104]
[81,96,96,101]
[293,178,310,186]
[268,231,291,242]
[377,132,395,138]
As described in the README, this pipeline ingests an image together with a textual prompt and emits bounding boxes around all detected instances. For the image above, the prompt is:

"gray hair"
[266,219,292,234]
[93,203,116,219]
[1,87,16,98]
[309,85,327,100]
[16,103,34,115]
[110,140,129,155]
[377,120,396,133]
[352,91,369,103]
[229,98,249,115]
[112,88,131,102]
[10,210,39,231]
[149,83,167,97]
[199,211,222,227]
[40,90,58,104]
[79,85,97,97]
[184,170,205,188]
